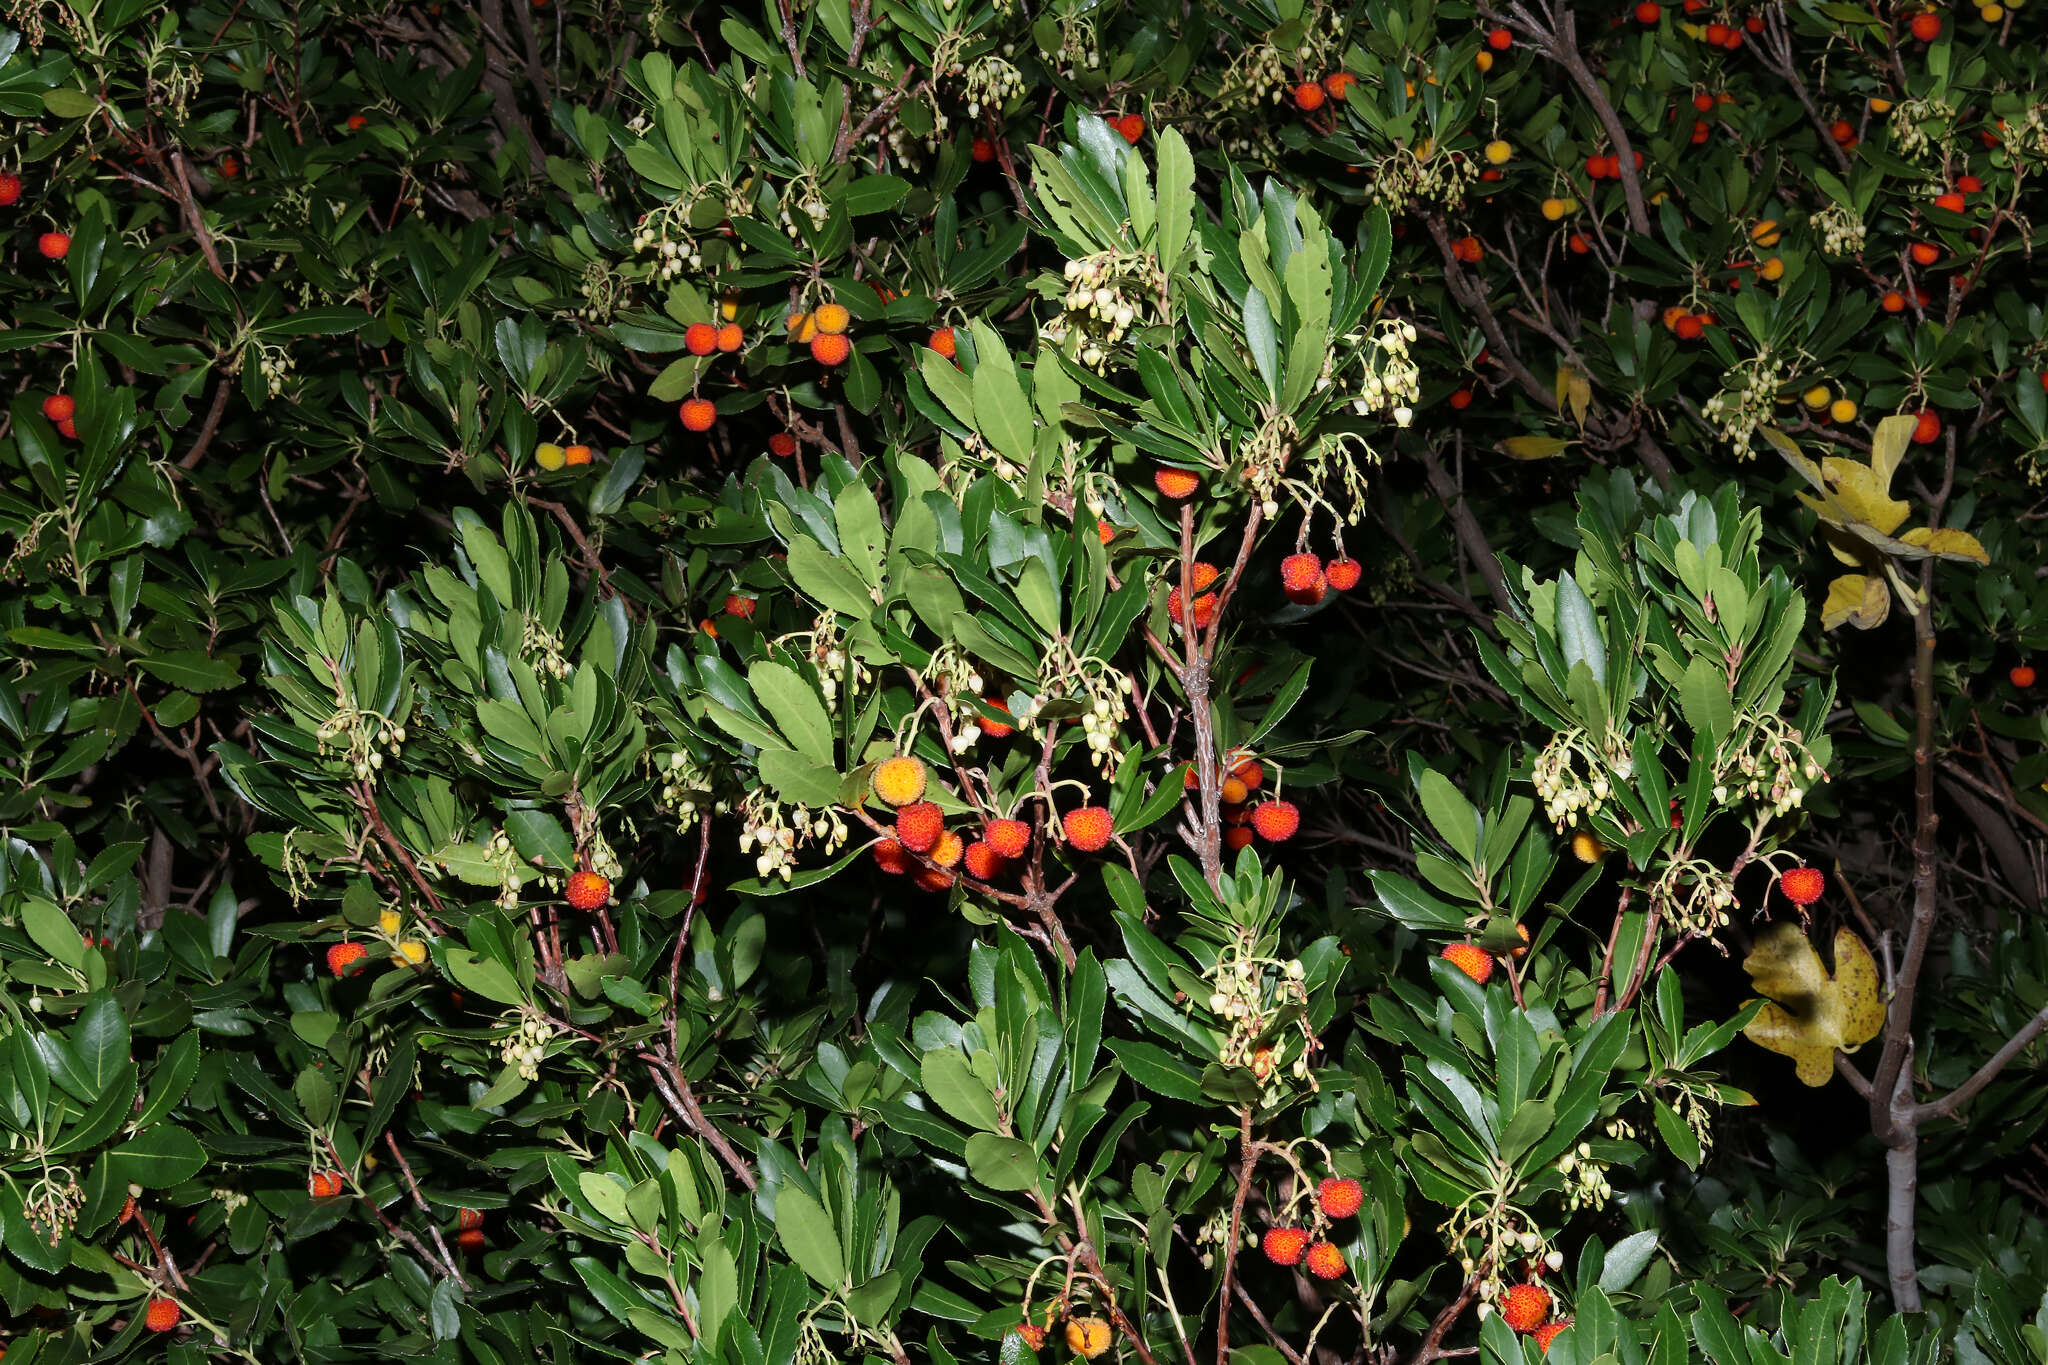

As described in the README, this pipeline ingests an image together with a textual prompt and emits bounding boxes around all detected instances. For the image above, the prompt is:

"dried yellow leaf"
[1821,573,1889,631]
[1741,925,1886,1087]
[1896,526,1990,565]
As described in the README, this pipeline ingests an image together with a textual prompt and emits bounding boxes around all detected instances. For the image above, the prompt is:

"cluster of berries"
[1260,1176,1366,1280]
[40,391,78,440]
[869,756,1041,891]
[534,441,596,471]
[785,300,854,368]
[1290,71,1355,111]
[1279,550,1363,606]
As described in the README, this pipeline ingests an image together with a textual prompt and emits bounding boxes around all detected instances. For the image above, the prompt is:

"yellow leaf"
[1741,924,1887,1087]
[1500,436,1571,461]
[1896,526,1990,565]
[1867,414,1917,495]
[1821,573,1889,631]
[1819,456,1910,534]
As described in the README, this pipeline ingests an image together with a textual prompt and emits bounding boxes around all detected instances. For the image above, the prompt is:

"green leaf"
[774,1184,846,1289]
[70,994,130,1094]
[110,1122,208,1187]
[23,899,86,971]
[969,323,1035,466]
[749,661,836,766]
[1417,769,1479,864]
[1554,572,1605,686]
[1243,288,1279,398]
[964,1133,1040,1191]
[1599,1229,1661,1292]
[443,948,527,1005]
[42,88,98,118]
[920,1049,1001,1131]
[787,536,876,618]
[1104,1037,1202,1100]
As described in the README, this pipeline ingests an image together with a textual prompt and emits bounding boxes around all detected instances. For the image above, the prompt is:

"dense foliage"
[2,0,2048,1361]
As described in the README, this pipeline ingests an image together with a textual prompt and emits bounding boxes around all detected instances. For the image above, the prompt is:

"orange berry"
[930,830,965,869]
[813,303,851,335]
[1251,800,1300,843]
[1441,942,1495,984]
[1221,776,1249,804]
[1636,0,1661,20]
[1115,113,1145,143]
[1167,587,1218,629]
[978,697,1016,738]
[308,1170,345,1198]
[679,398,717,431]
[1450,387,1473,409]
[1230,756,1266,791]
[1294,82,1326,111]
[346,114,368,131]
[928,327,957,359]
[1675,314,1705,340]
[872,839,911,874]
[716,323,744,352]
[1909,11,1941,39]
[2011,664,2036,688]
[872,755,929,806]
[986,819,1031,858]
[1262,1226,1310,1265]
[684,322,718,355]
[1778,866,1826,906]
[566,870,611,910]
[1323,73,1356,99]
[1153,466,1201,499]
[144,1297,181,1332]
[722,593,754,618]
[0,171,20,204]
[1568,232,1591,255]
[1017,1323,1047,1350]
[1067,1317,1114,1359]
[1096,520,1115,545]
[1502,1284,1553,1334]
[41,393,74,422]
[894,802,945,853]
[963,840,1006,880]
[326,942,367,976]
[1910,242,1940,266]
[119,1195,137,1223]
[563,444,593,466]
[1317,1176,1364,1218]
[1534,1322,1571,1354]
[1304,1241,1347,1279]
[458,1208,484,1231]
[1280,553,1324,593]
[37,231,69,259]
[1063,806,1115,852]
[1326,558,1362,591]
[1934,191,1965,213]
[1452,235,1483,263]
[56,416,78,439]
[1881,290,1907,312]
[456,1227,486,1250]
[1912,409,1942,444]
[811,332,851,366]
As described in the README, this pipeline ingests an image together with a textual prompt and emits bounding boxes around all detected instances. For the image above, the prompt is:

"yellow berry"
[1803,385,1831,410]
[1760,256,1785,281]
[1980,3,2002,18]
[721,297,739,321]
[535,442,566,471]
[378,909,402,935]
[1476,51,1494,71]
[1570,831,1607,864]
[813,302,851,335]
[1869,97,1893,113]
[1484,139,1512,165]
[392,940,427,966]
[1751,220,1781,247]
[1830,397,1859,422]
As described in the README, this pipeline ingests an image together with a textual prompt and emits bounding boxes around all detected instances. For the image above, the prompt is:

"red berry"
[872,839,911,874]
[2013,665,2038,688]
[971,137,996,163]
[1116,113,1146,144]
[723,593,755,618]
[38,231,69,259]
[1958,174,1983,193]
[1452,235,1483,263]
[456,1227,486,1250]
[56,416,77,439]
[1262,1226,1310,1265]
[1586,154,1608,179]
[986,818,1031,858]
[1487,27,1513,49]
[1317,1176,1364,1218]
[1934,191,1966,213]
[458,1208,484,1231]
[565,870,611,910]
[963,840,1007,881]
[1440,942,1494,984]
[768,433,797,457]
[810,332,851,366]
[326,942,368,976]
[1502,1284,1553,1334]
[894,802,945,854]
[1675,314,1705,340]
[1251,801,1300,843]
[42,393,74,422]
[1304,1241,1347,1279]
[680,398,717,431]
[1534,1323,1571,1354]
[929,327,957,359]
[145,1297,181,1332]
[1325,558,1362,591]
[1153,466,1201,499]
[1280,553,1324,593]
[309,1171,345,1198]
[1912,409,1941,444]
[1910,241,1940,266]
[1063,806,1115,852]
[1635,0,1660,20]
[1294,82,1326,111]
[1778,866,1826,906]
[685,322,718,355]
[0,172,20,205]
[1909,11,1941,40]
[1450,387,1474,409]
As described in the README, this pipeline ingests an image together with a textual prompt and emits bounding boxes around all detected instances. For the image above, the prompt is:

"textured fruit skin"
[563,444,593,466]
[2012,665,2037,688]
[872,839,911,874]
[1294,81,1325,110]
[1571,831,1606,863]
[309,1170,344,1197]
[811,332,851,366]
[1912,409,1942,444]
[928,327,957,359]
[458,1208,484,1231]
[1441,942,1495,984]
[1324,72,1355,99]
[1325,558,1362,591]
[872,756,929,806]
[1280,553,1324,592]
[963,840,1006,880]
[38,231,70,259]
[0,171,20,205]
[1066,1317,1113,1358]
[986,818,1031,858]
[41,394,74,422]
[1534,1321,1571,1354]
[1304,1241,1347,1279]
[894,802,945,853]
[1168,588,1218,629]
[145,1297,181,1332]
[326,942,368,976]
[768,433,797,457]
[684,322,718,355]
[1153,466,1201,499]
[723,594,754,618]
[1252,801,1301,843]
[813,302,851,334]
[1115,113,1145,143]
[911,866,956,892]
[1317,1176,1364,1219]
[456,1227,486,1250]
[1016,1322,1046,1349]
[680,398,717,431]
[1778,865,1826,906]
[1064,806,1115,852]
[1502,1283,1553,1334]
[715,323,744,352]
[978,698,1015,737]
[565,870,611,910]
[1231,756,1265,791]
[1262,1225,1310,1265]
[930,830,965,869]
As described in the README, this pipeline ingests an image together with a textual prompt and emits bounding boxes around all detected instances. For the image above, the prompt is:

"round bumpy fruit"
[911,865,956,892]
[872,839,911,874]
[1324,72,1355,99]
[38,231,70,258]
[716,323,744,352]
[1016,1323,1047,1350]
[1502,1283,1553,1334]
[456,1227,486,1250]
[2012,664,2037,688]
[0,171,20,205]
[930,830,965,869]
[564,444,593,466]
[928,327,957,359]
[42,393,75,422]
[535,442,566,470]
[872,756,928,806]
[1909,10,1941,38]
[1441,942,1494,984]
[1115,113,1145,143]
[1325,558,1362,591]
[1317,1176,1365,1218]
[1571,831,1607,863]
[811,332,851,366]
[894,802,945,853]
[1067,1317,1113,1359]
[327,942,368,975]
[1534,1322,1572,1354]
[963,840,1006,880]
[1829,397,1858,423]
[145,1297,182,1332]
[565,870,611,910]
[1304,1241,1347,1280]
[1153,466,1201,499]
[1778,865,1825,906]
[1636,0,1661,19]
[813,302,851,335]
[1294,81,1325,111]
[768,432,797,457]
[1487,26,1513,48]
[1912,409,1942,444]
[1252,800,1301,843]
[1484,139,1512,165]
[1262,1225,1310,1265]
[986,818,1031,858]
[1063,806,1115,852]
[971,137,997,163]
[1280,553,1323,593]
[979,697,1015,737]
[680,398,717,431]
[458,1208,485,1231]
[684,322,718,355]
[309,1170,345,1198]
